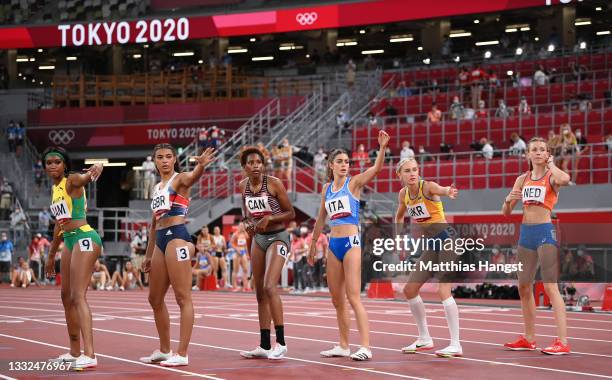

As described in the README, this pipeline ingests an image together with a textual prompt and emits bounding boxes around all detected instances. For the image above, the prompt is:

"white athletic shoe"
[73,355,97,369]
[435,345,463,357]
[139,349,173,364]
[49,353,78,363]
[350,347,372,361]
[105,285,113,291]
[320,345,350,358]
[401,338,434,353]
[267,343,287,360]
[191,285,199,291]
[119,286,125,291]
[240,346,270,359]
[160,354,188,367]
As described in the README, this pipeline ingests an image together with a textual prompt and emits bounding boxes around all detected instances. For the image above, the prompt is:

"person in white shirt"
[313,148,327,187]
[480,137,493,160]
[400,141,415,161]
[141,156,156,199]
[509,133,527,156]
[533,66,548,86]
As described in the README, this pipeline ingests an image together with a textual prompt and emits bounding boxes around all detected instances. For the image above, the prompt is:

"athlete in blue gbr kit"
[308,130,391,361]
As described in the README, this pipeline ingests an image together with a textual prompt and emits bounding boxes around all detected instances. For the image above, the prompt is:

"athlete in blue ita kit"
[308,130,391,361]
[139,144,215,367]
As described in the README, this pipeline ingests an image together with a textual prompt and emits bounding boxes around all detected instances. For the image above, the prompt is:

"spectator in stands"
[15,122,25,158]
[336,109,350,133]
[427,103,442,123]
[576,248,595,280]
[385,102,398,122]
[605,134,612,152]
[11,258,38,288]
[352,144,371,169]
[28,234,45,283]
[256,142,272,172]
[439,142,454,160]
[367,112,378,128]
[291,227,312,294]
[208,126,224,149]
[578,97,592,113]
[10,206,26,243]
[0,178,13,220]
[487,69,500,89]
[192,243,214,291]
[559,124,577,182]
[7,120,16,153]
[91,259,111,290]
[476,100,488,118]
[346,59,356,88]
[119,261,144,291]
[495,99,511,118]
[130,227,148,284]
[509,133,527,156]
[397,81,411,97]
[306,226,328,291]
[428,79,440,96]
[197,127,209,151]
[400,141,415,161]
[277,138,293,191]
[458,67,470,94]
[570,62,588,81]
[417,145,433,162]
[470,63,486,109]
[0,232,13,284]
[449,96,464,120]
[533,64,548,86]
[364,54,376,71]
[480,137,494,160]
[518,96,531,115]
[33,159,44,192]
[561,250,579,279]
[313,147,327,187]
[547,129,562,165]
[141,155,156,199]
[222,52,232,68]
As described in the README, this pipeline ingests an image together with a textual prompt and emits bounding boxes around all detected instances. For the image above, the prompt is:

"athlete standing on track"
[394,158,462,357]
[139,144,215,367]
[502,137,571,355]
[43,146,104,370]
[239,146,295,360]
[230,223,251,292]
[308,130,390,361]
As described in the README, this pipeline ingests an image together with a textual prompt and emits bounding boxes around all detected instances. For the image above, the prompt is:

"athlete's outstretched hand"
[196,148,216,167]
[86,163,103,182]
[505,189,522,203]
[447,183,458,199]
[378,130,390,148]
[142,257,152,273]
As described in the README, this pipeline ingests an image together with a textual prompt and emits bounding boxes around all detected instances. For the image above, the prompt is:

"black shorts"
[215,252,223,258]
[0,261,10,273]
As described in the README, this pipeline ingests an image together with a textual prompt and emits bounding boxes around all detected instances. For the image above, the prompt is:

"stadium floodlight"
[417,46,423,51]
[484,50,492,59]
[29,58,35,62]
[227,48,248,53]
[306,54,310,58]
[198,60,203,64]
[390,35,413,43]
[516,47,523,55]
[173,51,195,57]
[453,56,460,63]
[575,19,591,26]
[359,29,366,34]
[32,79,35,83]
[423,58,431,65]
[507,70,514,76]
[39,81,43,85]
[18,73,21,77]
[596,31,611,35]
[449,31,471,38]
[66,56,77,61]
[103,162,127,167]
[361,49,384,55]
[38,65,55,70]
[580,42,587,49]
[250,38,256,42]
[520,27,530,31]
[505,28,518,33]
[132,54,141,59]
[16,58,28,62]
[252,56,274,61]
[85,159,109,164]
[547,44,555,52]
[534,37,540,41]
[143,44,149,48]
[132,166,143,170]
[37,49,43,53]
[474,19,479,24]
[595,7,602,11]
[475,40,499,46]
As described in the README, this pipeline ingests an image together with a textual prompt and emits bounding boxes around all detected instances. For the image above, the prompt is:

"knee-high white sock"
[442,297,460,347]
[408,295,431,341]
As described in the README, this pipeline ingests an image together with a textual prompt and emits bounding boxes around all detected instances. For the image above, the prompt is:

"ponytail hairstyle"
[326,148,349,182]
[152,143,180,173]
[41,146,72,176]
[527,137,549,171]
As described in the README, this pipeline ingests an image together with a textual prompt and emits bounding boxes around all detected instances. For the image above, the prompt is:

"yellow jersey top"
[50,177,87,227]
[403,180,446,224]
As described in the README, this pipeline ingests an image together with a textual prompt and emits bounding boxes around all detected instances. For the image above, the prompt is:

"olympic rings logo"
[48,129,75,145]
[296,12,318,26]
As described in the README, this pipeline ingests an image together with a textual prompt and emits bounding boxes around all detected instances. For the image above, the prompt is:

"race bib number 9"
[78,238,93,252]
[176,246,190,261]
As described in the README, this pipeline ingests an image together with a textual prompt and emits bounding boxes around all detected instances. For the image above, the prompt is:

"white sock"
[408,295,431,341]
[442,297,460,347]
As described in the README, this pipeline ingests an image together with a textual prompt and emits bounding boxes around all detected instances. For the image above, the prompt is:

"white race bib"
[349,235,361,247]
[522,186,546,204]
[238,238,247,246]
[151,186,171,215]
[407,202,431,220]
[78,238,93,252]
[245,196,272,217]
[277,244,289,260]
[176,246,190,261]
[326,195,351,220]
[50,199,71,221]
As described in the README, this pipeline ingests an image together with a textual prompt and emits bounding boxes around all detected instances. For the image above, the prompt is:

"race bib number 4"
[349,235,360,247]
[326,195,351,220]
[176,246,190,261]
[78,238,94,252]
[407,202,431,220]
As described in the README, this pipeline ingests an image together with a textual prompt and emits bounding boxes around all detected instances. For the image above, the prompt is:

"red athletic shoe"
[541,338,570,355]
[504,336,536,351]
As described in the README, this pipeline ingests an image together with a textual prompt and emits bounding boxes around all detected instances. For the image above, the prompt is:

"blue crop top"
[325,177,360,227]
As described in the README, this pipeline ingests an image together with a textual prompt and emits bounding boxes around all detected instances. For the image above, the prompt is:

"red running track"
[0,287,610,380]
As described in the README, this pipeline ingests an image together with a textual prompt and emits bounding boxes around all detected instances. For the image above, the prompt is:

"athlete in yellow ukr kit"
[43,146,103,370]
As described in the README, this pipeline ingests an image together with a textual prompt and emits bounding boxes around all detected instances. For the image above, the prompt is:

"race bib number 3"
[277,244,289,259]
[176,246,190,261]
[78,238,93,252]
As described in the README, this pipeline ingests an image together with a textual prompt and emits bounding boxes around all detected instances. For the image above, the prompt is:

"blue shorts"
[239,249,247,256]
[156,224,192,253]
[518,223,557,251]
[328,235,361,262]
